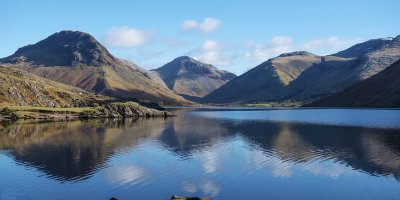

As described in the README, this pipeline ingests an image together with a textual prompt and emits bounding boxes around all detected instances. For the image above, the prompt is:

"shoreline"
[0,101,172,122]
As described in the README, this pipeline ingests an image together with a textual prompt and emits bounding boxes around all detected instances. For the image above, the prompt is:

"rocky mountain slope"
[0,64,108,107]
[201,51,321,103]
[202,35,400,104]
[285,35,400,100]
[0,31,188,105]
[151,56,236,100]
[306,59,400,107]
[120,58,168,88]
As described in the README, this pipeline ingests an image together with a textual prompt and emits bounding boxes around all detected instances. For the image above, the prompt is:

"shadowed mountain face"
[201,51,320,103]
[151,56,236,100]
[202,36,400,104]
[307,59,400,107]
[0,31,188,105]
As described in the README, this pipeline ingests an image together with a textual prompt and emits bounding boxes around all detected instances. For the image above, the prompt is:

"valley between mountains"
[1,30,399,118]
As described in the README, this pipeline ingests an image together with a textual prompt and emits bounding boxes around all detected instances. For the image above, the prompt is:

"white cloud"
[248,150,294,178]
[200,150,220,173]
[103,165,150,185]
[103,26,154,48]
[301,36,362,52]
[269,36,293,46]
[181,17,221,33]
[181,20,198,30]
[181,181,198,193]
[193,40,231,66]
[199,18,221,33]
[180,180,221,197]
[201,40,221,51]
[245,36,294,62]
[200,180,221,196]
[245,36,361,62]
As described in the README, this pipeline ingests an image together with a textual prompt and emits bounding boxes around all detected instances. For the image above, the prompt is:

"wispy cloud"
[301,36,362,52]
[103,26,154,48]
[245,36,362,62]
[245,36,294,62]
[181,17,222,33]
[181,20,198,31]
[193,40,232,66]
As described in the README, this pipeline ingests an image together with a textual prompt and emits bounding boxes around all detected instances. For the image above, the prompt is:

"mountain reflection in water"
[0,108,400,200]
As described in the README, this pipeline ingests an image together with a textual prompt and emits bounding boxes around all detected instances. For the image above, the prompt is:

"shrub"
[1,107,13,115]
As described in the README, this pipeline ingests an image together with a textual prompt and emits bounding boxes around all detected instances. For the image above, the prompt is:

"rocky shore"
[0,101,172,122]
[79,101,172,118]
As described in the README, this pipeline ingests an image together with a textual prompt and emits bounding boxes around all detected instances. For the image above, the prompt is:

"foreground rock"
[171,196,211,200]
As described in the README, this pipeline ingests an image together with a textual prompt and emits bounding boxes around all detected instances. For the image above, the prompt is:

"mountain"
[119,58,168,88]
[202,35,400,104]
[306,59,400,107]
[285,35,400,100]
[201,51,321,103]
[0,31,188,105]
[151,56,236,100]
[0,64,108,107]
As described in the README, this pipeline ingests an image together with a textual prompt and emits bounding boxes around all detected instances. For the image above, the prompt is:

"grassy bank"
[245,101,304,107]
[1,105,97,113]
[0,101,171,121]
[0,105,99,120]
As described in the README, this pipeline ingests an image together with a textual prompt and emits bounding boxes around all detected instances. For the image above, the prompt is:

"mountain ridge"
[151,56,236,100]
[202,35,400,104]
[0,64,109,107]
[306,59,400,107]
[201,51,321,103]
[0,31,190,105]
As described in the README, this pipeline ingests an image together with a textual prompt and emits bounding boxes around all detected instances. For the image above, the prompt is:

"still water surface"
[1,108,400,200]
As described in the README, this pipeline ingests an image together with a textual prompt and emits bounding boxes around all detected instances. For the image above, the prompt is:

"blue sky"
[1,0,399,75]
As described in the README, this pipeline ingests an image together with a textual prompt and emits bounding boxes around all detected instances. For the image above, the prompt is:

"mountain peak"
[278,51,314,57]
[173,56,192,61]
[0,31,189,104]
[152,56,236,99]
[1,30,116,67]
[54,30,94,37]
[333,35,400,58]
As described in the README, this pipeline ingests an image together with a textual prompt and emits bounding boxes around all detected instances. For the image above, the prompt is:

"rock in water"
[171,196,211,200]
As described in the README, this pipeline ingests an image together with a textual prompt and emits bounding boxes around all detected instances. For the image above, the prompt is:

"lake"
[1,108,400,200]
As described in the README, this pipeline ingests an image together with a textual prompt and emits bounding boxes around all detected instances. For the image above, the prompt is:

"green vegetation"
[0,105,101,120]
[0,101,170,121]
[0,31,190,106]
[246,101,304,107]
[0,64,111,107]
[1,105,97,113]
